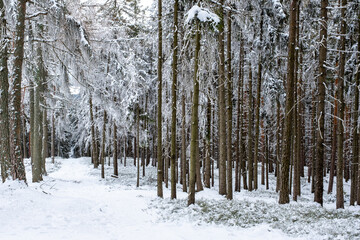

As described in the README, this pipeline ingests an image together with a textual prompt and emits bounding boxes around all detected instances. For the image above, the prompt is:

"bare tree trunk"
[90,96,98,168]
[181,95,187,192]
[247,63,254,191]
[113,122,118,176]
[226,11,233,199]
[157,0,163,198]
[314,0,328,206]
[0,0,11,182]
[279,0,297,204]
[350,5,360,206]
[188,19,201,205]
[136,104,140,187]
[217,0,227,196]
[12,0,27,181]
[51,111,55,164]
[101,111,107,179]
[170,0,179,199]
[41,108,48,176]
[336,0,346,209]
[205,98,211,188]
[254,10,264,191]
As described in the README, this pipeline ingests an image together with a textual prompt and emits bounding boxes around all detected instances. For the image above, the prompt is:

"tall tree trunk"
[157,0,163,198]
[136,104,140,187]
[170,0,178,199]
[12,0,27,181]
[217,0,227,196]
[205,98,211,188]
[328,78,338,194]
[279,0,297,204]
[0,0,11,182]
[350,4,360,206]
[181,94,187,192]
[247,63,254,191]
[113,122,118,176]
[276,96,281,192]
[254,10,264,191]
[32,40,46,183]
[314,0,328,206]
[89,95,98,168]
[188,19,201,206]
[336,0,346,209]
[51,111,55,164]
[42,107,47,176]
[226,11,233,199]
[101,110,107,179]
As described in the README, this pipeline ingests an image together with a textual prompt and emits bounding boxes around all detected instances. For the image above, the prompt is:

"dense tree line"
[1,0,360,210]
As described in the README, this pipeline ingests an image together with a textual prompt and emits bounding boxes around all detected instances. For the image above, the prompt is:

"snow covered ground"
[0,157,359,240]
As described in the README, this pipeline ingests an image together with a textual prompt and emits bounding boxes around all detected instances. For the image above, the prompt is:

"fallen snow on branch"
[185,5,220,25]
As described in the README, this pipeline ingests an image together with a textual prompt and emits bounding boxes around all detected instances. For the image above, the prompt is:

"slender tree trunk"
[188,19,201,205]
[226,11,233,199]
[170,0,178,199]
[101,111,107,179]
[90,96,98,168]
[279,0,297,204]
[136,104,140,187]
[328,77,338,194]
[276,96,281,192]
[157,0,163,198]
[254,10,264,191]
[12,0,27,181]
[314,0,328,206]
[0,0,11,182]
[217,0,227,196]
[51,111,55,164]
[181,95,187,192]
[336,0,346,209]
[113,122,118,176]
[42,108,47,176]
[247,63,254,191]
[350,4,360,206]
[205,98,211,188]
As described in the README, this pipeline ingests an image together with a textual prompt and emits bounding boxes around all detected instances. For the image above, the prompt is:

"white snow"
[185,5,220,25]
[0,157,359,240]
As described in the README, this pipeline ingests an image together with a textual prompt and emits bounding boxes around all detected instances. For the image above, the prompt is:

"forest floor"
[0,157,359,240]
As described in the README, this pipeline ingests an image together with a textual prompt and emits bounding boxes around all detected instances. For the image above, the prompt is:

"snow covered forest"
[1,0,360,239]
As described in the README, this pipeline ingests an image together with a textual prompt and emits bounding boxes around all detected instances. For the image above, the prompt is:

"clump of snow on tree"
[185,5,220,25]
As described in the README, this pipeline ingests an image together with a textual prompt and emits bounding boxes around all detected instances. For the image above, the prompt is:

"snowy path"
[1,157,355,240]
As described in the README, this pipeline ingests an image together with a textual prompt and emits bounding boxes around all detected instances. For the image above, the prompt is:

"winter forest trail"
[0,158,292,240]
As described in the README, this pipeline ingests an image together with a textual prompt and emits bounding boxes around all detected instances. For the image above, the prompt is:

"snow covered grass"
[0,157,359,240]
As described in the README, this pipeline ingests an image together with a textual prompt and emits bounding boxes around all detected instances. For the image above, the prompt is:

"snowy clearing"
[0,157,359,240]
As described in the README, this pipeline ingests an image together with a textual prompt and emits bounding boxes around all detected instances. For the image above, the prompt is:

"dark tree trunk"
[279,0,297,204]
[336,0,346,209]
[170,0,178,199]
[11,0,27,181]
[0,0,11,182]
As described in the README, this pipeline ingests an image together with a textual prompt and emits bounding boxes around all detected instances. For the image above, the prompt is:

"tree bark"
[101,110,107,179]
[188,19,201,206]
[217,0,227,196]
[314,0,328,206]
[247,63,254,191]
[279,0,297,204]
[157,0,163,198]
[254,10,264,191]
[336,0,346,209]
[226,11,233,199]
[0,0,11,182]
[11,0,27,181]
[170,0,178,199]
